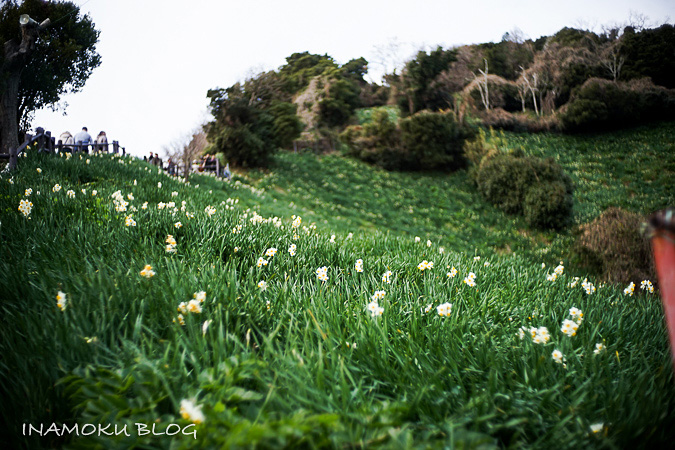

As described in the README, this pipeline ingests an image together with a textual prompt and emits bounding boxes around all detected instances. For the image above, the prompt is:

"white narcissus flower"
[187,299,202,314]
[371,290,386,301]
[382,271,392,283]
[590,423,604,434]
[56,291,67,311]
[436,302,452,317]
[139,264,155,278]
[180,399,205,424]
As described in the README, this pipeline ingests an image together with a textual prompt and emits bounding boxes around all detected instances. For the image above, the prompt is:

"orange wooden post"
[648,208,675,372]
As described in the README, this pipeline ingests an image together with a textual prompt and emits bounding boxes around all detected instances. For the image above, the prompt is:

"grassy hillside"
[1,124,674,448]
[196,121,675,266]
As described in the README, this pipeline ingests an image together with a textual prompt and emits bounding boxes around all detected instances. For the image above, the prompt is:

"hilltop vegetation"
[203,21,675,174]
[1,122,674,446]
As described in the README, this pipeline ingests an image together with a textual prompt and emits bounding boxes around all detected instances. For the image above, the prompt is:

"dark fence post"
[43,131,52,153]
[113,141,119,154]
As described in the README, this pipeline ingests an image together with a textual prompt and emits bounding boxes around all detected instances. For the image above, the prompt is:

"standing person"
[148,152,154,164]
[167,157,176,175]
[154,153,163,169]
[223,163,232,182]
[95,131,108,153]
[73,127,93,153]
[59,131,74,153]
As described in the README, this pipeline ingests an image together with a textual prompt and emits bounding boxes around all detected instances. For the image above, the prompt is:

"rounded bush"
[574,207,655,285]
[561,77,675,132]
[477,153,574,229]
[399,111,471,171]
[523,180,574,228]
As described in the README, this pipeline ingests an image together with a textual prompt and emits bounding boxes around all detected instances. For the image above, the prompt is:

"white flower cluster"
[111,190,129,212]
[316,266,328,282]
[463,272,476,287]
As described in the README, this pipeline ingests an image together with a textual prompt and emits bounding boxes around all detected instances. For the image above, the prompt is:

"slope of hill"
[196,121,675,264]
[1,133,674,448]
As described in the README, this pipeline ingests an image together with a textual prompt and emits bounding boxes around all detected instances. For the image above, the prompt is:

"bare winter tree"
[431,46,483,106]
[601,42,625,82]
[520,66,539,116]
[473,59,490,110]
[163,129,208,181]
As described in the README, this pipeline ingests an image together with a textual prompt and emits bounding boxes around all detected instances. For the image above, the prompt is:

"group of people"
[144,153,231,180]
[146,152,163,167]
[59,127,108,153]
[198,154,231,181]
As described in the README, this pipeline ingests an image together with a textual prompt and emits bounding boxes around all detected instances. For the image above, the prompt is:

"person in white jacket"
[59,131,74,152]
[95,131,108,153]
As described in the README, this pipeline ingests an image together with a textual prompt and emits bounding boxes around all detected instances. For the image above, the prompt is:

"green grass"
[1,124,674,449]
[355,105,400,125]
[501,122,675,223]
[203,121,674,267]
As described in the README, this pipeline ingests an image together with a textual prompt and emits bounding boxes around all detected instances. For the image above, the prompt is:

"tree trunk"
[0,72,21,163]
[1,21,44,167]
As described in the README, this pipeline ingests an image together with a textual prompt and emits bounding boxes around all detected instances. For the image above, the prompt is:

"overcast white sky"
[31,0,673,158]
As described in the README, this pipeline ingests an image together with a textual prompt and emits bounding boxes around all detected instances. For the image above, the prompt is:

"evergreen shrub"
[561,77,675,132]
[477,152,574,229]
[398,110,472,171]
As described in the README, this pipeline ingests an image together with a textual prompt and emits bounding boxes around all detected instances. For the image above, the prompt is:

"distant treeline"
[205,22,675,167]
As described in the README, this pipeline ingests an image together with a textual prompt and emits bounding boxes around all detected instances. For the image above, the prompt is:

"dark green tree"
[318,78,361,128]
[396,46,457,115]
[207,76,303,167]
[341,57,368,83]
[620,24,675,88]
[278,52,337,93]
[0,0,100,159]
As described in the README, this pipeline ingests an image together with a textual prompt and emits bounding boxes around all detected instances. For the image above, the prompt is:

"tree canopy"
[0,0,100,136]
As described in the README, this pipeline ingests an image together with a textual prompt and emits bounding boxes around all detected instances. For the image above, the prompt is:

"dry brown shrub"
[575,207,656,287]
[479,108,561,133]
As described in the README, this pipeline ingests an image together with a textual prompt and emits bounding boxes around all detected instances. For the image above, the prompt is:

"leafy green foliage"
[477,152,574,229]
[621,24,675,88]
[478,40,534,81]
[399,110,473,171]
[278,52,338,93]
[341,110,473,171]
[318,78,361,128]
[340,109,404,170]
[207,82,302,167]
[561,78,675,132]
[396,46,457,115]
